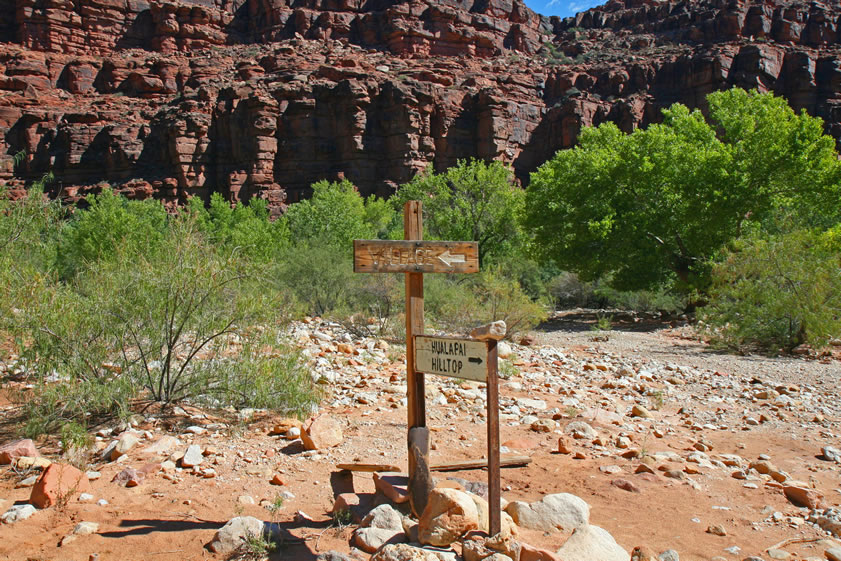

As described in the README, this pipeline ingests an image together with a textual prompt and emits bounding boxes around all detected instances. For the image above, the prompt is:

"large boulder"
[556,525,629,561]
[505,493,589,533]
[301,416,343,450]
[29,463,91,508]
[469,492,518,536]
[0,439,38,464]
[418,488,480,546]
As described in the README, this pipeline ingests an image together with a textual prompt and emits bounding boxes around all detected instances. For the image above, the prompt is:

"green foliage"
[188,193,290,262]
[526,88,841,294]
[90,220,280,404]
[592,313,613,332]
[394,159,527,264]
[283,179,394,248]
[57,188,168,279]
[277,239,356,317]
[699,226,841,353]
[426,266,546,338]
[196,329,319,414]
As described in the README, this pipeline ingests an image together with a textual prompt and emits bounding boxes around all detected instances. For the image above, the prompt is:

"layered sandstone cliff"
[2,0,841,211]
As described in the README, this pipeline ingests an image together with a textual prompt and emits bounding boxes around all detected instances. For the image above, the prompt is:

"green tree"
[57,188,169,279]
[188,193,290,262]
[393,159,526,264]
[283,179,393,248]
[525,89,841,293]
[700,225,841,353]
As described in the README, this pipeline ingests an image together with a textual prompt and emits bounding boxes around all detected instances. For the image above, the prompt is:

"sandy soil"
[0,311,839,561]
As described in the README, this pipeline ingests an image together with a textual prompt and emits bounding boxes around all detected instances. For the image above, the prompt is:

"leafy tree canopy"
[525,88,841,292]
[393,159,526,264]
[283,179,393,248]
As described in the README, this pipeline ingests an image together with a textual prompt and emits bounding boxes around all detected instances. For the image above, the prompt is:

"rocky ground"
[0,310,839,561]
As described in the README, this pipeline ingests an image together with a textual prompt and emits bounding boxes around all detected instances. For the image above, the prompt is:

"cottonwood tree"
[525,88,841,292]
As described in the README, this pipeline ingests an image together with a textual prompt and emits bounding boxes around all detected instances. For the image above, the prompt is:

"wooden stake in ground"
[471,320,507,537]
[353,201,480,518]
[403,201,433,517]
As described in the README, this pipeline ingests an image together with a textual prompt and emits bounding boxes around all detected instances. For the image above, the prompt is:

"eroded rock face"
[3,0,841,212]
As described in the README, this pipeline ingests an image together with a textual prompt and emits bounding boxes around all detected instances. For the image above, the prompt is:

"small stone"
[181,445,204,468]
[353,527,405,553]
[825,548,841,561]
[631,405,652,418]
[707,525,726,536]
[15,475,37,488]
[1,504,37,524]
[73,521,99,535]
[766,549,791,560]
[822,446,841,463]
[371,544,440,561]
[86,471,101,481]
[78,493,94,502]
[658,550,679,561]
[531,419,555,433]
[207,516,268,554]
[238,495,255,505]
[557,437,573,454]
[270,474,284,485]
[0,439,39,464]
[418,488,480,546]
[373,472,409,504]
[566,421,596,440]
[30,463,92,508]
[111,432,139,460]
[301,416,343,450]
[784,485,822,509]
[140,436,181,456]
[611,479,640,493]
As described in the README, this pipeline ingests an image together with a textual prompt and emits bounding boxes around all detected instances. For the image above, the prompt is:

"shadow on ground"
[536,309,685,334]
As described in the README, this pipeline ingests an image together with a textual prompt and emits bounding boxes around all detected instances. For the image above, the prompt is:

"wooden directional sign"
[414,336,488,382]
[353,240,479,274]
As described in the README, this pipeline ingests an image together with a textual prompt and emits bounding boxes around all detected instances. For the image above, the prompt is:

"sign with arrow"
[353,240,479,274]
[414,336,489,382]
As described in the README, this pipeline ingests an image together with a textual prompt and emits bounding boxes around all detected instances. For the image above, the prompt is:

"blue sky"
[524,0,603,18]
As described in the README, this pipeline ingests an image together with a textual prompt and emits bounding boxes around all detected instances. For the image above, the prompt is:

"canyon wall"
[2,0,841,211]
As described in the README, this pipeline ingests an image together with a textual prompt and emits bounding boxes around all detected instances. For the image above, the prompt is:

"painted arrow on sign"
[437,249,467,268]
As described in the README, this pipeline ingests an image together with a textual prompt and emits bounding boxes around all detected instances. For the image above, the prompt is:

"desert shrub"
[426,267,546,338]
[276,238,356,317]
[91,220,280,404]
[699,227,841,353]
[188,193,290,262]
[194,328,319,414]
[57,188,169,279]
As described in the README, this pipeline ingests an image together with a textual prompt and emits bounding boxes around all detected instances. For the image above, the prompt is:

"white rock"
[506,493,590,532]
[208,516,268,554]
[73,521,99,535]
[556,524,628,561]
[181,445,204,468]
[1,504,36,524]
[361,504,404,531]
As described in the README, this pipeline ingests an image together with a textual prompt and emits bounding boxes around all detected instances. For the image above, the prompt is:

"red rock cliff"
[2,0,840,211]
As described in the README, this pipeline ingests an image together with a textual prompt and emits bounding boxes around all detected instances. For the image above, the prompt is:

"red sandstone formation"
[2,0,841,212]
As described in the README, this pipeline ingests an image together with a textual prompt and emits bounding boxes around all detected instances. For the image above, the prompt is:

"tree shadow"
[536,310,682,334]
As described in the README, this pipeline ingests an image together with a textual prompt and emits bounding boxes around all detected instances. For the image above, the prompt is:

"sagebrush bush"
[700,227,841,353]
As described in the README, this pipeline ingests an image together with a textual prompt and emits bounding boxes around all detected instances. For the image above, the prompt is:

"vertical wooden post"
[404,201,432,517]
[486,339,501,536]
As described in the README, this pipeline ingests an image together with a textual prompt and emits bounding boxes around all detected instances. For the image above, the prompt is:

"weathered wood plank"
[353,240,479,274]
[430,455,532,472]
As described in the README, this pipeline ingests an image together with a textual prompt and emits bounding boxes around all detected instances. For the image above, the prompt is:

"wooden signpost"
[353,201,503,536]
